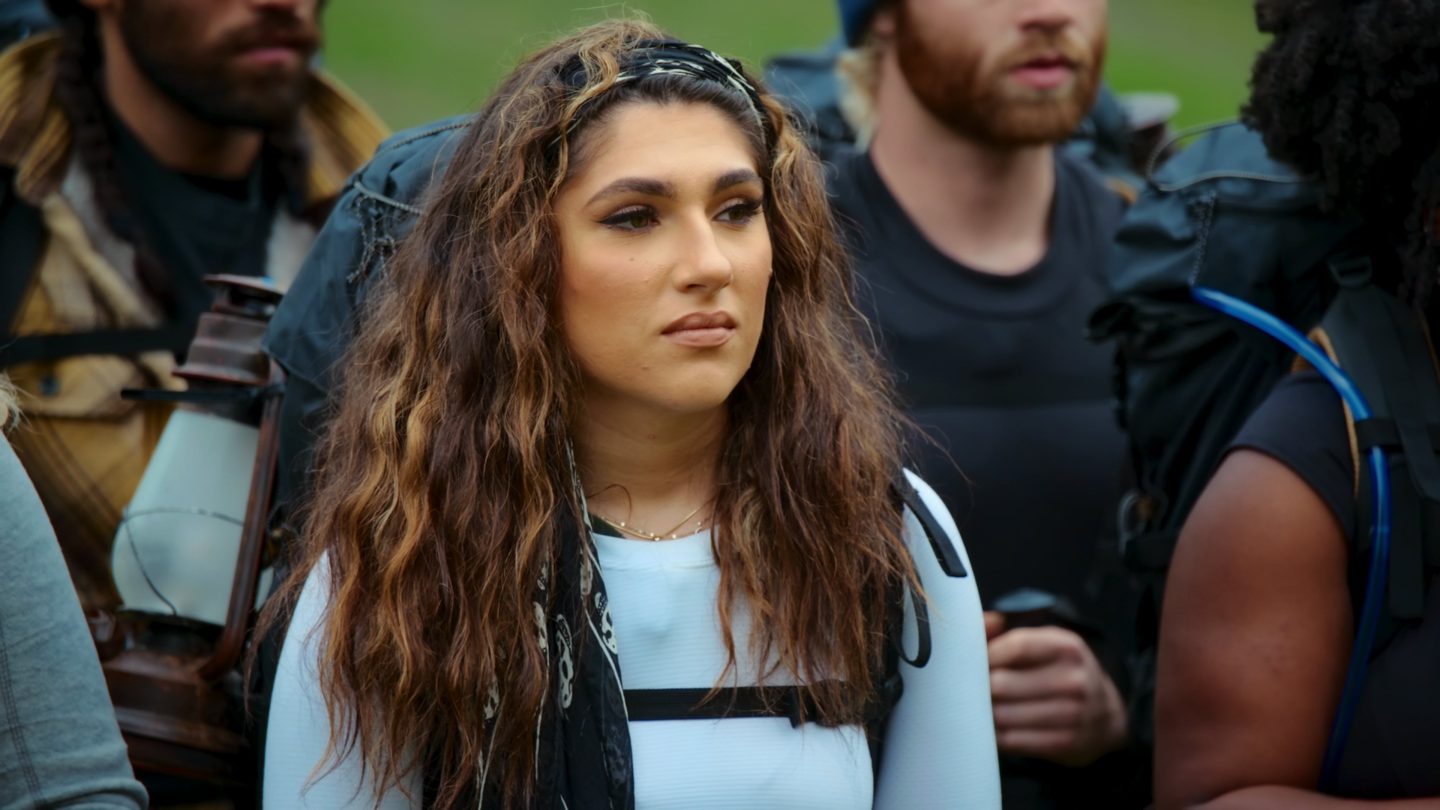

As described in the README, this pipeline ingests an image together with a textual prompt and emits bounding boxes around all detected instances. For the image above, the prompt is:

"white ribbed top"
[263,472,1000,809]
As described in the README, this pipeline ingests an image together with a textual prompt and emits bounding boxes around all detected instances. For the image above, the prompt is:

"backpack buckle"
[1329,256,1374,289]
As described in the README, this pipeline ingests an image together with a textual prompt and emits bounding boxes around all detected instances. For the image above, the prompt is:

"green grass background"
[323,1,1268,135]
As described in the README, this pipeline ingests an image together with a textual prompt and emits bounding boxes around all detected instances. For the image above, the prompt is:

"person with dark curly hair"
[1156,1,1440,806]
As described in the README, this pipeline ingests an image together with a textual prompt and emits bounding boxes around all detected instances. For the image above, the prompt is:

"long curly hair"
[1243,0,1440,301]
[260,19,917,808]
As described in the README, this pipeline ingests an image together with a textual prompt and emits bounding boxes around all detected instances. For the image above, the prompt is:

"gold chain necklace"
[589,500,712,542]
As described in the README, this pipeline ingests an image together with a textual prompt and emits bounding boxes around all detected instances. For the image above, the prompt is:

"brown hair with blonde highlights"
[258,18,918,808]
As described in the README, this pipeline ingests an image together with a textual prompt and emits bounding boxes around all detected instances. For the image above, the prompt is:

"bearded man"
[0,0,386,611]
[828,1,1143,806]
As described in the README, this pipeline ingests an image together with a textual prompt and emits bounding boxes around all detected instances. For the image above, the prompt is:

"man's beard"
[119,2,318,129]
[894,6,1104,148]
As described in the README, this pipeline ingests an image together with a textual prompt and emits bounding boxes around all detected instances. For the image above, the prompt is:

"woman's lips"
[663,312,737,347]
[665,327,735,347]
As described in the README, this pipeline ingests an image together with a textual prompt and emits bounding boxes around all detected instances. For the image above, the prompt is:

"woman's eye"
[718,200,762,225]
[601,207,657,231]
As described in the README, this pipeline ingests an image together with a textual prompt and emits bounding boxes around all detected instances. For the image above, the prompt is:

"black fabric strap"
[1355,418,1401,449]
[1426,500,1440,569]
[119,384,280,406]
[0,324,193,368]
[626,686,819,727]
[1337,284,1440,503]
[1386,455,1428,619]
[898,578,932,669]
[1321,273,1440,625]
[893,473,968,578]
[0,185,44,337]
[1353,418,1440,452]
[1121,528,1178,573]
[625,677,901,727]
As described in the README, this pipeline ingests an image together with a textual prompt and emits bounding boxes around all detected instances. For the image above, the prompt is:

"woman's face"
[554,101,773,417]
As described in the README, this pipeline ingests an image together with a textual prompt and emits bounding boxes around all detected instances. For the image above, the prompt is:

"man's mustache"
[224,15,321,58]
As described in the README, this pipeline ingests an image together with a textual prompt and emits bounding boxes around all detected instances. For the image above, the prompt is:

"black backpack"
[1089,120,1440,773]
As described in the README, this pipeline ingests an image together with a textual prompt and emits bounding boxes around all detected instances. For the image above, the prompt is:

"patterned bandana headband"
[558,40,768,142]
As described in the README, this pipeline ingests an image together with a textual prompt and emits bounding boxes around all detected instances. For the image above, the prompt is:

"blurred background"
[324,0,1267,132]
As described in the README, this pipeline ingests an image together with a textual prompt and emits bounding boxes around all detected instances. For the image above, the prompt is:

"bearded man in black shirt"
[829,1,1141,805]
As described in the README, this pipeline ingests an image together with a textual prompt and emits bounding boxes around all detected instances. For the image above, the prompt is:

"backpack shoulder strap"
[0,170,44,335]
[1316,257,1440,621]
[625,685,830,725]
[0,324,193,367]
[892,471,968,579]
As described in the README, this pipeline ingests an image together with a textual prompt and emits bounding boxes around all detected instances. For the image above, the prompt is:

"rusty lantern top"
[172,275,284,388]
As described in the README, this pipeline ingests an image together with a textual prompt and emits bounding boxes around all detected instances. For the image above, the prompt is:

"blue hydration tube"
[1191,287,1390,789]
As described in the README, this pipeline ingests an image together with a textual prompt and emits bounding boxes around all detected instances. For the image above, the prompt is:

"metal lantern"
[95,275,286,792]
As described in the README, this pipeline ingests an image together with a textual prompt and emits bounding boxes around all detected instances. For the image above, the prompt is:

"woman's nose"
[673,218,735,293]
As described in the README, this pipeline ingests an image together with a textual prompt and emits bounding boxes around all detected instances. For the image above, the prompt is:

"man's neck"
[98,26,263,179]
[868,59,1057,277]
[575,394,726,533]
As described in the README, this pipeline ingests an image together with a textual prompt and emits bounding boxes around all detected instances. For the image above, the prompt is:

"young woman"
[1156,1,1440,806]
[260,20,998,810]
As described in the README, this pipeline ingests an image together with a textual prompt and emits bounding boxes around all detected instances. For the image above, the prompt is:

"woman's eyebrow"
[586,169,761,207]
[586,177,674,206]
[713,168,761,193]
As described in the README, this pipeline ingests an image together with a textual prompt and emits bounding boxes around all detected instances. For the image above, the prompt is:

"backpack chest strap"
[623,679,900,727]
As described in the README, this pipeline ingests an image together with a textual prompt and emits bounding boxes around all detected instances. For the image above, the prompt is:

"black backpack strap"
[864,567,909,786]
[860,472,963,780]
[892,472,968,579]
[1319,258,1440,621]
[0,323,194,367]
[625,670,907,784]
[625,685,827,726]
[0,173,44,337]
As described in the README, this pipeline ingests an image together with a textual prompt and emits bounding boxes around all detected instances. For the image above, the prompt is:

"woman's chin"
[581,360,754,419]
[659,389,739,416]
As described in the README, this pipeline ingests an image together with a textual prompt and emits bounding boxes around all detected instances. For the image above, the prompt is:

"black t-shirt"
[830,151,1140,808]
[830,150,1127,611]
[1227,371,1440,799]
[111,112,279,326]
